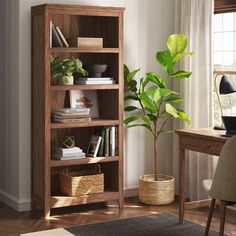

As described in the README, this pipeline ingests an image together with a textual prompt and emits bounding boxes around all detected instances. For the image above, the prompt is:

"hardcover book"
[87,135,102,157]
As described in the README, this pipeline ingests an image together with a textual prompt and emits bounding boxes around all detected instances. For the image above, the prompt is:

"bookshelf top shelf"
[50,156,119,167]
[50,47,119,54]
[50,84,119,91]
[50,119,120,129]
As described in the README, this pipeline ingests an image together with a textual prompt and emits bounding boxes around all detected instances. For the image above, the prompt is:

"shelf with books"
[50,156,119,167]
[50,84,119,91]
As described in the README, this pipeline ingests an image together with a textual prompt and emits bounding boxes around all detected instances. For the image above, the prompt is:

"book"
[55,26,69,48]
[77,77,114,81]
[53,146,82,155]
[52,153,86,160]
[74,80,115,85]
[68,37,103,48]
[55,108,90,113]
[54,117,91,123]
[105,127,110,157]
[87,135,102,157]
[109,126,116,156]
[54,112,90,117]
[95,128,105,156]
[49,21,53,48]
[54,114,90,119]
[52,23,63,47]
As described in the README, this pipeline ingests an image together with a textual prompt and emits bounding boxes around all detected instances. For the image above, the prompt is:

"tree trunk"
[154,135,158,181]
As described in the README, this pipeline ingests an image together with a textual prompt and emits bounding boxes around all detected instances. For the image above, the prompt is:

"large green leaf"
[126,124,152,132]
[176,108,191,125]
[124,115,151,125]
[156,51,175,75]
[124,95,139,101]
[139,77,149,93]
[124,106,140,112]
[167,34,187,57]
[145,86,161,102]
[169,71,192,79]
[165,103,179,118]
[124,64,130,81]
[127,68,140,83]
[140,93,157,113]
[165,96,183,103]
[146,72,165,88]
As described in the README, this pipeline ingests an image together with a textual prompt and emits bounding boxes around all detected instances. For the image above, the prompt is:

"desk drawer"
[181,136,224,155]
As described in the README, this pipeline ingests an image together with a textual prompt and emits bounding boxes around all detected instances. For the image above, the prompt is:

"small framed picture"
[87,135,102,157]
[69,90,99,118]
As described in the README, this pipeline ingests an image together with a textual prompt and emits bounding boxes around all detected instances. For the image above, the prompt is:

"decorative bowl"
[84,64,107,77]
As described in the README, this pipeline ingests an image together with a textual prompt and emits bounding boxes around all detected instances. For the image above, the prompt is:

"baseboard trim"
[0,190,31,212]
[124,188,139,198]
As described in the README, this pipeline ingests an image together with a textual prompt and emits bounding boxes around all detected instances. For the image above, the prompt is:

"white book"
[54,147,82,154]
[78,77,114,81]
[55,108,90,113]
[109,126,116,156]
[52,154,86,160]
[75,80,115,85]
[55,26,69,48]
[49,21,53,48]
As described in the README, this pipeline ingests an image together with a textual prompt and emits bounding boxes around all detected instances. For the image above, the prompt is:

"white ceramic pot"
[58,75,74,85]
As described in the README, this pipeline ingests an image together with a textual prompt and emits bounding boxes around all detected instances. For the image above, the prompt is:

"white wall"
[0,0,175,211]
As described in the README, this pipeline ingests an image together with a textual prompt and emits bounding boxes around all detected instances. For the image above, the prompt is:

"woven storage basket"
[139,174,175,205]
[60,164,104,196]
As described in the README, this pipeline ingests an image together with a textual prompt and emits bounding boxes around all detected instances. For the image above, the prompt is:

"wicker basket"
[60,164,104,196]
[139,174,175,205]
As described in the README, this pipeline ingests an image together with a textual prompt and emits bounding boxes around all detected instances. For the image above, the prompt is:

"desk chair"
[205,135,236,236]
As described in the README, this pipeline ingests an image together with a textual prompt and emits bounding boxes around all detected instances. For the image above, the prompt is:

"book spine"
[105,128,110,157]
[93,136,102,157]
[109,126,115,156]
[52,24,63,47]
[55,26,69,48]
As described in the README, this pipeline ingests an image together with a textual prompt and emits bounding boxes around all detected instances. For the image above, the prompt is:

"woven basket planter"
[139,174,175,205]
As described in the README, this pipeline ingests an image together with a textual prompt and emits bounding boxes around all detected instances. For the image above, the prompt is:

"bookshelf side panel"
[32,14,46,203]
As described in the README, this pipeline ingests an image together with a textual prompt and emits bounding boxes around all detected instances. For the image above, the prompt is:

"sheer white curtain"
[173,0,215,200]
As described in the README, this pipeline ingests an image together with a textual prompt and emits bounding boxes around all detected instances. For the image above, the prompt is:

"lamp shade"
[219,75,236,95]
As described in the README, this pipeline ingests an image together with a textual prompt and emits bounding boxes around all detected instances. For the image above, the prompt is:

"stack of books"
[75,77,115,85]
[53,108,91,123]
[52,147,86,160]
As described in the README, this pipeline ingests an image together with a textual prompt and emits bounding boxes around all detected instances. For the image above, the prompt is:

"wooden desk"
[175,128,228,224]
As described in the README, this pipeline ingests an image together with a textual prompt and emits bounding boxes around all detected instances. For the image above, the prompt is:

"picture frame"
[86,135,102,157]
[69,90,99,118]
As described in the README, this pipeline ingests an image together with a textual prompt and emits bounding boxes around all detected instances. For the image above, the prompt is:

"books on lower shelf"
[52,147,86,160]
[74,77,115,85]
[53,108,91,123]
[94,126,117,157]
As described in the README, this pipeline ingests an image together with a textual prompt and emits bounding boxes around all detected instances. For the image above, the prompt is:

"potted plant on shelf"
[51,56,88,85]
[124,34,193,205]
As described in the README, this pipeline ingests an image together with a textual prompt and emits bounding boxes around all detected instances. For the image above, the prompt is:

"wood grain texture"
[0,198,236,236]
[215,0,236,13]
[32,4,124,218]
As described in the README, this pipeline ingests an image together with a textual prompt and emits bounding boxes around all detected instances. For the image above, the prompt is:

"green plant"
[51,56,88,80]
[124,34,194,180]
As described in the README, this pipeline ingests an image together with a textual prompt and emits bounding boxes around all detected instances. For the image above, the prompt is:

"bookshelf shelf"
[32,4,124,218]
[50,119,120,129]
[50,84,119,91]
[50,156,119,167]
[50,47,120,54]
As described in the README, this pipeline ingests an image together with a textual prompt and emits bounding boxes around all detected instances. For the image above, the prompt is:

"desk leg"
[179,146,185,224]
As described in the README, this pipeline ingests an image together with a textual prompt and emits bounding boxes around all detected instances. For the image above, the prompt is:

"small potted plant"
[51,56,88,85]
[124,34,193,205]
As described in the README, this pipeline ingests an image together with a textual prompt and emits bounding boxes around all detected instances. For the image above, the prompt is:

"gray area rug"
[66,212,221,236]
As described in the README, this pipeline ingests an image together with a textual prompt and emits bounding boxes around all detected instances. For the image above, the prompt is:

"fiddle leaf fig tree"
[124,34,193,181]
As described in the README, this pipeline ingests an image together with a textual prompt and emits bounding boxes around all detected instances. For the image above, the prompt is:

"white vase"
[58,75,74,85]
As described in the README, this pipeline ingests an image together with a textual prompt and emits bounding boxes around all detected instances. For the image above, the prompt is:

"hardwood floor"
[0,197,235,236]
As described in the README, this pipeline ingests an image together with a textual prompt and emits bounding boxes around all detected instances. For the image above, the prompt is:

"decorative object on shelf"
[84,64,107,77]
[87,135,102,157]
[70,90,99,118]
[214,70,236,131]
[50,56,88,85]
[63,136,75,148]
[60,164,104,196]
[124,34,193,205]
[68,37,103,48]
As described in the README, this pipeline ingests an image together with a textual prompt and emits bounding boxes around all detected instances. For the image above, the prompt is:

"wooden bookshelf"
[31,4,124,218]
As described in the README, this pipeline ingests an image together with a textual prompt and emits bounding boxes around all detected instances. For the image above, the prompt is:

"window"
[213,12,236,127]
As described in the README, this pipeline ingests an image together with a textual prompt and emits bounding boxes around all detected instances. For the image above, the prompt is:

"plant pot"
[58,75,74,85]
[139,174,175,205]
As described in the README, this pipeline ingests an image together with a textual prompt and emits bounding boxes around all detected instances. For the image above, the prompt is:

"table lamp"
[214,74,236,133]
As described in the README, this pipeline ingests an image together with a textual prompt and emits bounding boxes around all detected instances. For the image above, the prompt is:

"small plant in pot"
[51,56,88,85]
[124,34,193,205]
